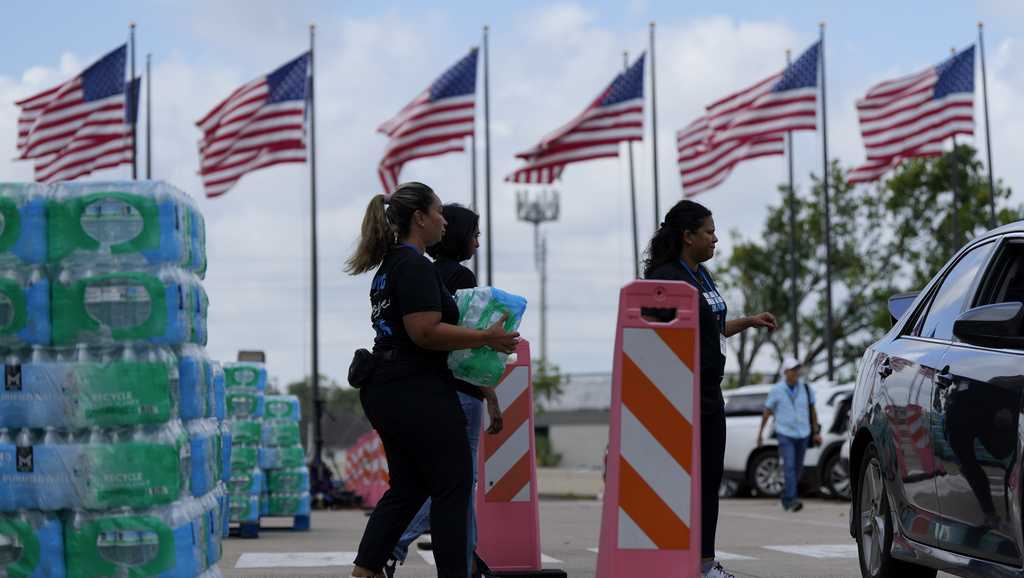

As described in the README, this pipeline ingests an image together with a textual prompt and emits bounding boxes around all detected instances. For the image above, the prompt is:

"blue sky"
[1,1,1021,385]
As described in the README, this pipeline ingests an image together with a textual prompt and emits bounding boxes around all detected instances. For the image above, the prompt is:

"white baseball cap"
[782,356,802,371]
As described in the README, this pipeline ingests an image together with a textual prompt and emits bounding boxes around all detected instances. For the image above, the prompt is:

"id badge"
[720,334,727,356]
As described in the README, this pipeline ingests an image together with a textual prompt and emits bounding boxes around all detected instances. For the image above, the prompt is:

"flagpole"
[308,23,324,485]
[625,51,640,279]
[785,49,799,359]
[978,22,997,228]
[819,23,835,381]
[649,22,660,227]
[483,26,494,286]
[950,133,960,249]
[146,53,152,179]
[947,47,965,251]
[130,22,137,180]
[471,132,479,279]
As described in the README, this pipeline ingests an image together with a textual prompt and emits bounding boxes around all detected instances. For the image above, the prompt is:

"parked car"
[847,222,1024,577]
[721,382,854,499]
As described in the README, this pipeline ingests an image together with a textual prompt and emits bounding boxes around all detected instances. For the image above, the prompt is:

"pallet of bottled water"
[224,361,266,532]
[259,395,311,526]
[0,181,227,577]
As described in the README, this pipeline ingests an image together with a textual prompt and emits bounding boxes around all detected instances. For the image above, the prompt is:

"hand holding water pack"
[448,287,527,387]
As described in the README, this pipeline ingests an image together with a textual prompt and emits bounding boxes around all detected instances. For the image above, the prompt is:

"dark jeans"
[354,373,472,578]
[777,434,809,508]
[702,407,726,560]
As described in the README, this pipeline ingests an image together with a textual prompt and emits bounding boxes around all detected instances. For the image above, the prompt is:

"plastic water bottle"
[0,429,12,512]
[14,429,33,509]
[0,183,47,265]
[0,266,50,348]
[49,181,191,268]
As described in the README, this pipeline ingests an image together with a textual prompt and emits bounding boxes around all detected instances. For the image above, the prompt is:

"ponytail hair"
[345,182,436,275]
[642,199,712,277]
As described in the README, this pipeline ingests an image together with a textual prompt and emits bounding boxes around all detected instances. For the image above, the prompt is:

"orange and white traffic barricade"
[366,433,389,507]
[343,432,390,508]
[597,280,701,578]
[476,339,565,577]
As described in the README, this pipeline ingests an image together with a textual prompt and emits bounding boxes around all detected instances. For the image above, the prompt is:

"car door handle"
[878,358,893,378]
[936,366,954,390]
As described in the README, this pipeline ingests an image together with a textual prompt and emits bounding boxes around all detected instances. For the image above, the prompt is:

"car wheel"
[748,450,783,497]
[855,444,936,578]
[823,452,851,500]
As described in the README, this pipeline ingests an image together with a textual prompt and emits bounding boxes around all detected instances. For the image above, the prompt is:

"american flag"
[677,117,784,197]
[377,48,478,192]
[197,52,310,198]
[848,46,974,184]
[15,44,137,183]
[506,53,645,184]
[678,41,819,196]
[706,41,819,146]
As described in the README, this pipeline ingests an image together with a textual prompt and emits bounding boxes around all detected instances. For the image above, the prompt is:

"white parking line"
[417,550,436,566]
[585,547,754,560]
[416,550,560,566]
[715,551,757,560]
[764,544,858,558]
[235,552,357,568]
[723,511,848,529]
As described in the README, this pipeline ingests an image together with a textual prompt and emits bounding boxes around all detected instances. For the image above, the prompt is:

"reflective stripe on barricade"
[597,281,701,578]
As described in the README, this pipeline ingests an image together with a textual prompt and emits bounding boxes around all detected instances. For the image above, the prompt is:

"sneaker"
[792,500,804,512]
[383,558,399,578]
[702,562,737,578]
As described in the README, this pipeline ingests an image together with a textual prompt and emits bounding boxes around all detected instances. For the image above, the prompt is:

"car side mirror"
[953,302,1024,349]
[888,291,919,327]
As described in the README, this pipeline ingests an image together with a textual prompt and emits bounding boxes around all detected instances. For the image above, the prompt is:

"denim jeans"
[393,391,484,570]
[776,434,808,508]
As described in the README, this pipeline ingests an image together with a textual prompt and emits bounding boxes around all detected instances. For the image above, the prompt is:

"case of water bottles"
[223,361,266,525]
[0,180,227,577]
[448,287,528,387]
[258,395,310,518]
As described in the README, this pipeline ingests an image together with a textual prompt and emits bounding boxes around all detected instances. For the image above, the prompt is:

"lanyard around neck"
[679,260,711,291]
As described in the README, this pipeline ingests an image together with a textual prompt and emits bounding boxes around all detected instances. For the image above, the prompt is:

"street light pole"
[516,189,559,361]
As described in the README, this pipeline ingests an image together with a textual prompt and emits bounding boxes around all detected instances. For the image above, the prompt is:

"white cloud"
[2,4,1021,386]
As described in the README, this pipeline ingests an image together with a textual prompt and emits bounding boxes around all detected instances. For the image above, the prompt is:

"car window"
[829,397,852,434]
[723,393,768,416]
[916,242,995,341]
[975,241,1024,310]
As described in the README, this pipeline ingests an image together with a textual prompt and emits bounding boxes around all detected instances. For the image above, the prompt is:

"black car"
[848,222,1024,578]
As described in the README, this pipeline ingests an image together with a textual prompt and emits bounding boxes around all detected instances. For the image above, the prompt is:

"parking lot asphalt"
[221,498,958,578]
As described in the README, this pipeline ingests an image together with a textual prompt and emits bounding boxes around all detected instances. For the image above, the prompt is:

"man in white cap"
[756,357,821,511]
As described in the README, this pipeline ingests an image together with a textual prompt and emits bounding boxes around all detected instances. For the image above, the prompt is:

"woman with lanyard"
[643,200,777,578]
[388,203,503,577]
[345,183,519,578]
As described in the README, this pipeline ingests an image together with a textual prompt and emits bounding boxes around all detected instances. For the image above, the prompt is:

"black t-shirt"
[370,245,460,377]
[433,258,485,401]
[645,260,728,414]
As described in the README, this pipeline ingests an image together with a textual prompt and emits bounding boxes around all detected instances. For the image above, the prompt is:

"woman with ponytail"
[643,199,777,578]
[345,183,519,578]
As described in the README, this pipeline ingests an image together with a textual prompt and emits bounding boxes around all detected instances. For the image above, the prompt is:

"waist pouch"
[347,349,375,389]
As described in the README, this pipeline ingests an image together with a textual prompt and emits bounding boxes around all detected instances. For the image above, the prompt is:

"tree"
[721,146,1020,385]
[532,358,565,409]
[882,144,1018,288]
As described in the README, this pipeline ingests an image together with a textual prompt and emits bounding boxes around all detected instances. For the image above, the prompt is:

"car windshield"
[723,393,768,416]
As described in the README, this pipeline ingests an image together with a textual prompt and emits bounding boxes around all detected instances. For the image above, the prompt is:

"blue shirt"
[765,381,816,439]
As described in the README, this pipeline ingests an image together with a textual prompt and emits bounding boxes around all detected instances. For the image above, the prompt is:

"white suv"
[720,383,854,499]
